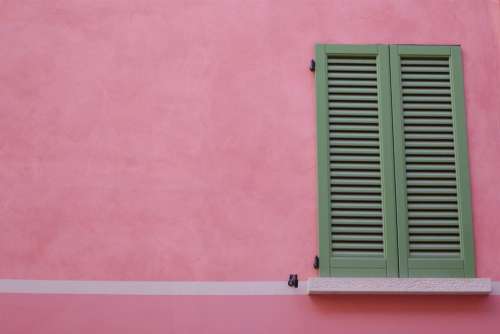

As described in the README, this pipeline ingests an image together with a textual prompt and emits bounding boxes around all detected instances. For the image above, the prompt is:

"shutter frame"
[390,45,476,277]
[450,46,475,277]
[315,44,332,277]
[315,44,399,277]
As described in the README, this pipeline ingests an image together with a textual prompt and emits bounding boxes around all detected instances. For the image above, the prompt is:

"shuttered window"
[315,44,475,278]
[390,45,475,277]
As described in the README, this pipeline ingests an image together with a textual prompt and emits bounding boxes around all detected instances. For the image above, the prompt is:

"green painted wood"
[329,95,378,102]
[401,66,450,73]
[408,220,459,226]
[400,59,450,66]
[328,58,376,64]
[329,102,379,109]
[402,104,452,110]
[409,269,465,277]
[330,163,380,170]
[316,44,476,279]
[328,65,377,71]
[331,201,383,209]
[408,227,460,234]
[329,218,382,225]
[450,46,476,277]
[330,117,379,124]
[328,72,378,79]
[329,80,378,87]
[404,119,453,125]
[377,45,399,277]
[330,110,378,116]
[329,124,379,131]
[332,226,383,233]
[408,258,463,269]
[331,210,382,218]
[330,257,387,277]
[328,87,378,94]
[402,81,451,88]
[333,235,385,242]
[396,45,451,56]
[402,89,452,95]
[389,45,409,277]
[315,44,399,277]
[389,45,475,278]
[315,44,331,277]
[331,133,380,140]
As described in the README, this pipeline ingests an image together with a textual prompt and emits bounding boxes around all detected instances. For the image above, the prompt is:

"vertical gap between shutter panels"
[328,55,385,258]
[387,49,400,275]
[401,56,461,258]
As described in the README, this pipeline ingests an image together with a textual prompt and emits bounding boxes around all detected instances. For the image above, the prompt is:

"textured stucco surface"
[1,294,500,334]
[1,0,500,281]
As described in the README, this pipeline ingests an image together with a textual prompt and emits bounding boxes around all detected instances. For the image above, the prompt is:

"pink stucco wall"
[1,0,500,279]
[1,294,500,334]
[2,1,500,333]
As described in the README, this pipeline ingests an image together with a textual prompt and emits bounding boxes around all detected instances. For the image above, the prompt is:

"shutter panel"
[316,45,398,277]
[390,45,475,277]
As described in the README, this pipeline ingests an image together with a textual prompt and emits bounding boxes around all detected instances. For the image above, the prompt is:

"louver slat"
[316,45,398,277]
[390,45,475,277]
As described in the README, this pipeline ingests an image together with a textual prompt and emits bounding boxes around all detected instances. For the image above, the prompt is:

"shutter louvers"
[316,45,398,277]
[390,45,475,277]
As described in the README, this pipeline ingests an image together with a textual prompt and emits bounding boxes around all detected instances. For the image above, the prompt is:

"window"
[315,44,475,278]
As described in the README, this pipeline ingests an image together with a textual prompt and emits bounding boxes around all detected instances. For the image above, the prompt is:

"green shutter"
[316,45,398,277]
[390,45,475,277]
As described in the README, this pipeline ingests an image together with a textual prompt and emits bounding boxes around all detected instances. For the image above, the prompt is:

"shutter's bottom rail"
[307,277,491,294]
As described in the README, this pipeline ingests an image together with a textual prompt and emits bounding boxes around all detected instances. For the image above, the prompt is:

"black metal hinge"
[313,256,319,269]
[288,274,298,288]
[309,59,315,72]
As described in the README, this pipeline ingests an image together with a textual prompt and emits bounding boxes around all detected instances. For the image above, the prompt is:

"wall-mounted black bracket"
[309,59,315,72]
[313,256,319,269]
[288,274,299,288]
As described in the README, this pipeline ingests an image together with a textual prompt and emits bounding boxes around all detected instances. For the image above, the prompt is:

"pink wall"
[2,1,500,333]
[2,294,500,334]
[1,0,500,281]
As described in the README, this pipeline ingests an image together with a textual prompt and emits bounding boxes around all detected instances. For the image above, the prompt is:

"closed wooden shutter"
[316,45,398,277]
[390,45,475,277]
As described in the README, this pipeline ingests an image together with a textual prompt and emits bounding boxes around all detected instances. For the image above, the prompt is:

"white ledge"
[307,278,492,295]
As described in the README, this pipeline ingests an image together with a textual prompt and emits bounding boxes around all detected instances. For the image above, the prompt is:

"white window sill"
[307,277,491,295]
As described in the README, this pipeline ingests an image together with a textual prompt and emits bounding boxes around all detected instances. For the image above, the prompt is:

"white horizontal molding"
[0,280,307,295]
[308,278,492,295]
[0,279,497,295]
